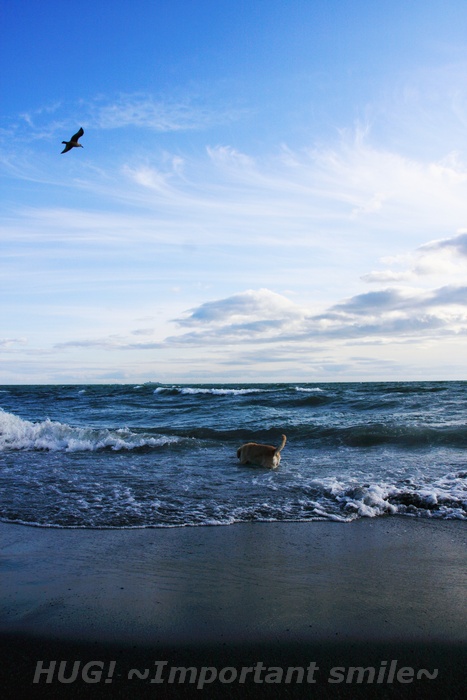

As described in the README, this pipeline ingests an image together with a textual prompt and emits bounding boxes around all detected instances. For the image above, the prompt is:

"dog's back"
[237,434,286,469]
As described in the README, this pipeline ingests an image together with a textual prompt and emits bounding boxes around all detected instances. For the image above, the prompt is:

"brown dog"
[237,434,287,469]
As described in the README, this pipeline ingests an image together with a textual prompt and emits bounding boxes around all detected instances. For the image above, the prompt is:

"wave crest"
[0,408,176,452]
[155,386,264,396]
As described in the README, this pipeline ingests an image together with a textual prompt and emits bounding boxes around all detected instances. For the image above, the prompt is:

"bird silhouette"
[61,127,84,154]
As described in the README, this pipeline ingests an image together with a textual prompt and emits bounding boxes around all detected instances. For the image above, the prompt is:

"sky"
[2,0,467,384]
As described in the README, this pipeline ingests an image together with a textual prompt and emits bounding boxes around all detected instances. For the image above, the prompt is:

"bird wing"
[71,127,84,142]
[61,143,72,153]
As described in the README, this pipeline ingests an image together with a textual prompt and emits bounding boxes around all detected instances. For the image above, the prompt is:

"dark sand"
[1,517,466,698]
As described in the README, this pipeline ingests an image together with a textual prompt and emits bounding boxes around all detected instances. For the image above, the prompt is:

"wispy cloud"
[92,93,245,131]
[4,121,467,251]
[4,99,467,381]
[1,91,247,147]
[0,338,28,349]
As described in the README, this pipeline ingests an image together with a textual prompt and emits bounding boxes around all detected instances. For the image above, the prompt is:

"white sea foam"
[155,386,263,396]
[309,475,467,520]
[0,408,176,452]
[294,386,324,392]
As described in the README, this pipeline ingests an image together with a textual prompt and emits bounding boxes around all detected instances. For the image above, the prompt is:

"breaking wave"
[0,408,178,452]
[154,386,264,396]
[1,381,466,527]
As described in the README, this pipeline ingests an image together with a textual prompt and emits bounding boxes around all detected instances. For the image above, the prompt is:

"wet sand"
[1,517,466,697]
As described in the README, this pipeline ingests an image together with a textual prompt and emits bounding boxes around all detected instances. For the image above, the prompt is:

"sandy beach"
[1,517,466,697]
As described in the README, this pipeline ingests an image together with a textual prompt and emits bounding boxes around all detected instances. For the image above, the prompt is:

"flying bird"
[61,127,84,154]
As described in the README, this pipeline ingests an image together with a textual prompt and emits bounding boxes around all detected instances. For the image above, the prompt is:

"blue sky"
[2,0,467,383]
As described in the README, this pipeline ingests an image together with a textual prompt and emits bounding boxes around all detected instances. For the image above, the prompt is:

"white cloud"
[175,288,305,327]
[362,231,467,285]
[361,271,408,283]
[163,253,467,348]
[16,235,467,365]
[418,231,467,256]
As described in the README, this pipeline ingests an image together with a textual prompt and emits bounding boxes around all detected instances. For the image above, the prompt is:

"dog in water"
[237,434,286,469]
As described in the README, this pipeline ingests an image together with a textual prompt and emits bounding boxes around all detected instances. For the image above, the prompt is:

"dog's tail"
[275,434,287,455]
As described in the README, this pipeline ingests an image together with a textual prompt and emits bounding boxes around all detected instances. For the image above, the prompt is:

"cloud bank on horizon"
[2,1,467,383]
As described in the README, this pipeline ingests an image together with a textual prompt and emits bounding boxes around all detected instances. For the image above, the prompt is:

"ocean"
[0,382,466,528]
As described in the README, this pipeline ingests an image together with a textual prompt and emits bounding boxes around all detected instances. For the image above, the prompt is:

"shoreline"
[1,517,466,696]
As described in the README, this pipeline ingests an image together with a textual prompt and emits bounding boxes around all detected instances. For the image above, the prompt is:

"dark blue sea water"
[0,382,466,528]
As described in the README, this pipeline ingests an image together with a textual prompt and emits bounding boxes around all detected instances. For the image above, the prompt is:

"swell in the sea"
[1,407,466,451]
[1,382,466,527]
